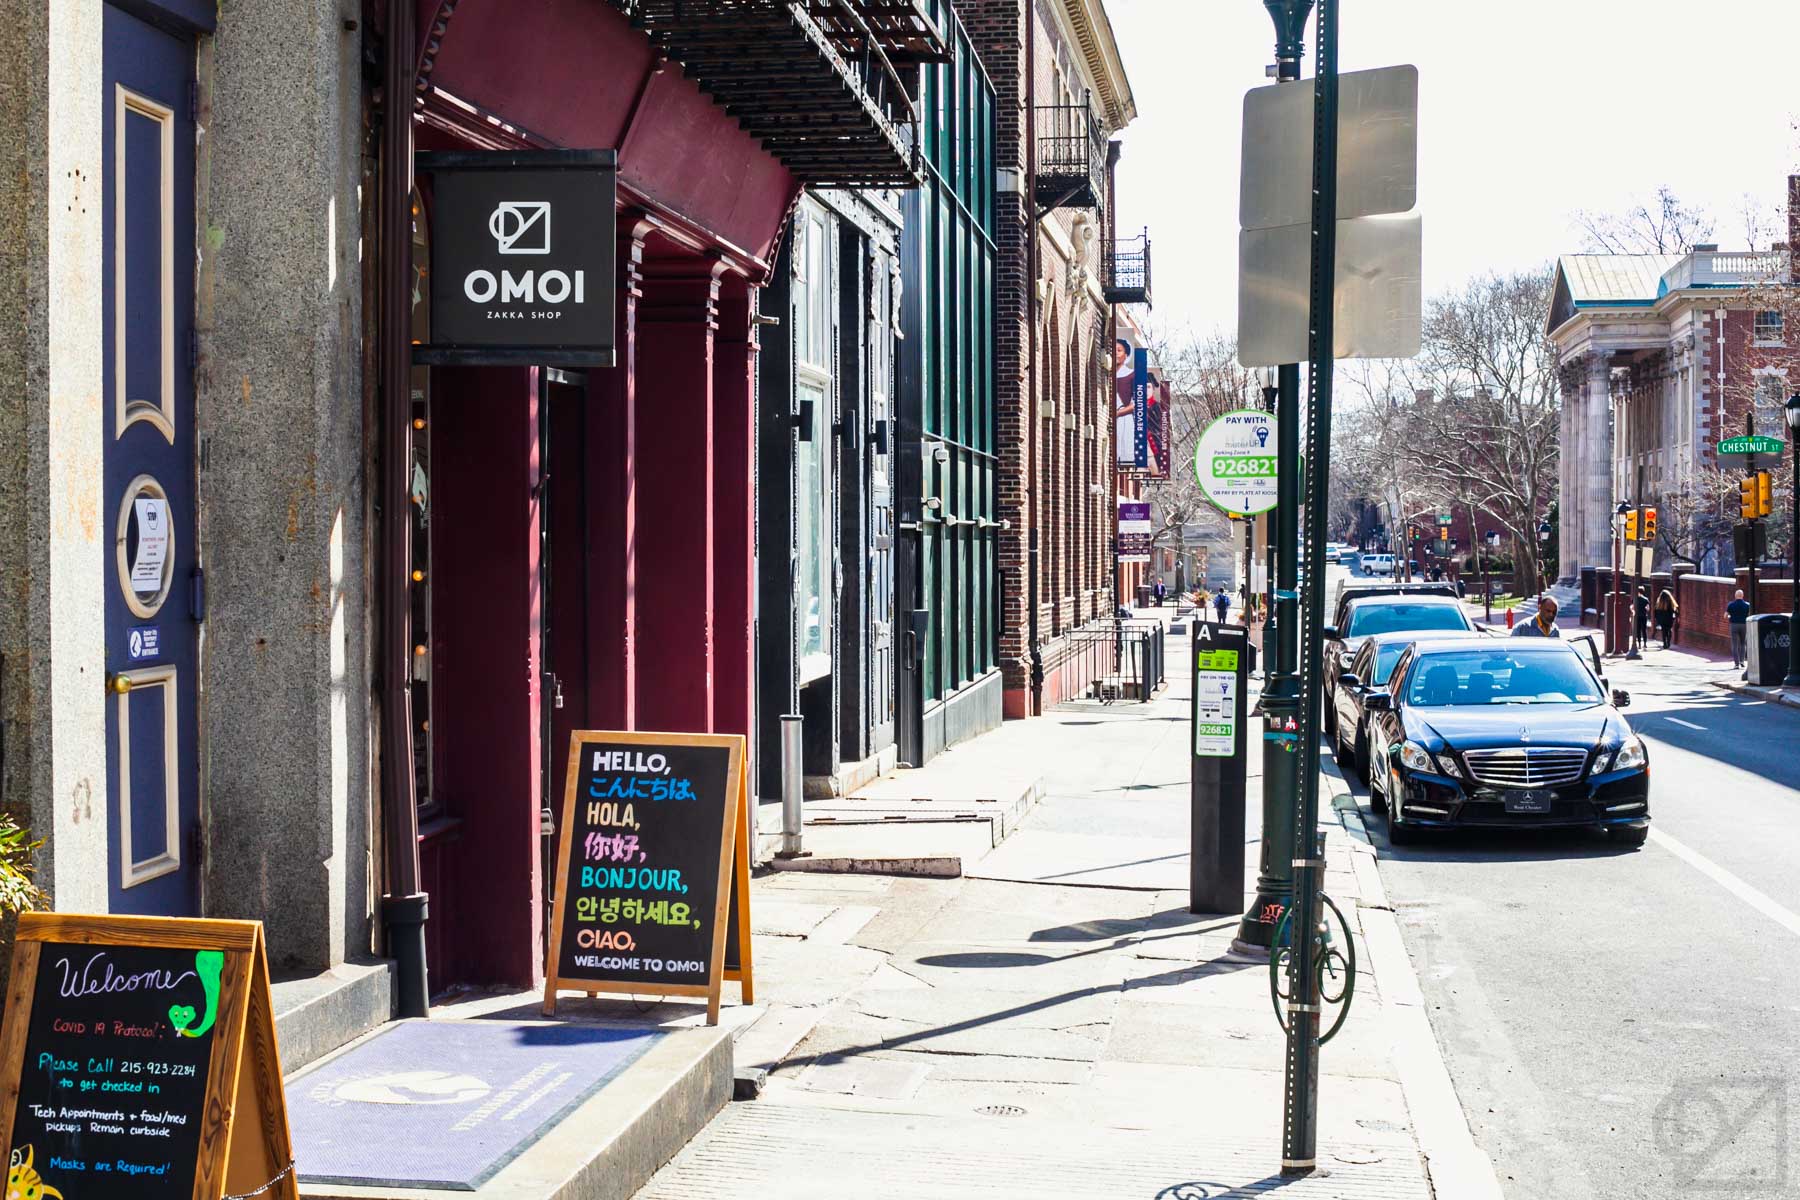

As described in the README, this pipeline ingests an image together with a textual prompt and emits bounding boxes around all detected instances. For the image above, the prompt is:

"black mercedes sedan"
[1364,638,1650,846]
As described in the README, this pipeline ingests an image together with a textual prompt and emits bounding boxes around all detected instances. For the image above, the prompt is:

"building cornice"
[1058,0,1136,130]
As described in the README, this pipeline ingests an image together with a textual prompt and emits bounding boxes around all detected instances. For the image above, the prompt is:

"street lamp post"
[1610,502,1628,655]
[1783,394,1800,688]
[1482,529,1500,622]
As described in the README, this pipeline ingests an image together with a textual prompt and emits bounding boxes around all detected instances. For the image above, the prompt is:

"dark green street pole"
[1235,0,1312,957]
[1282,0,1338,1174]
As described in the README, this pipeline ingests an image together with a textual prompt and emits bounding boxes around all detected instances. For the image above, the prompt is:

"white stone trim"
[116,664,182,889]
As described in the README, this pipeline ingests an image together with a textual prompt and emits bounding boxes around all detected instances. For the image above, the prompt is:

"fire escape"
[608,0,950,188]
[1034,90,1105,216]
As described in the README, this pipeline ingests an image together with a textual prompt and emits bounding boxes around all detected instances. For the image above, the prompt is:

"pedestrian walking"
[1632,587,1650,650]
[1727,588,1752,668]
[1153,577,1166,608]
[1213,588,1231,624]
[1511,594,1562,638]
[1653,589,1678,649]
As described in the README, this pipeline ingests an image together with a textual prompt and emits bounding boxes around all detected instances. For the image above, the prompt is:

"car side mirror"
[1612,689,1631,708]
[1364,693,1392,712]
[1338,672,1362,689]
[1321,625,1339,640]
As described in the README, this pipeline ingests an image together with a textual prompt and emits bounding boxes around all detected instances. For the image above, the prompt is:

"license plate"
[1503,790,1555,814]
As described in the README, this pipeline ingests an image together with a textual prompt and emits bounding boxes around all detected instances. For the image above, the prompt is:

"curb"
[1333,794,1507,1200]
[1713,679,1800,709]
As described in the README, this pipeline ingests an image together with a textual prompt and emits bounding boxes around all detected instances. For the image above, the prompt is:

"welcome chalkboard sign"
[543,731,753,1024]
[0,914,295,1200]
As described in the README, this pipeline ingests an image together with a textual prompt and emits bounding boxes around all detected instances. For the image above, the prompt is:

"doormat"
[289,1019,663,1191]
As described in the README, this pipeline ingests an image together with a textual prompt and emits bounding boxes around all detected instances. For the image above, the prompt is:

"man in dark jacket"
[1727,588,1752,669]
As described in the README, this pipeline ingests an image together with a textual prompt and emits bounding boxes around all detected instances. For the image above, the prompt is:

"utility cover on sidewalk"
[288,1019,662,1190]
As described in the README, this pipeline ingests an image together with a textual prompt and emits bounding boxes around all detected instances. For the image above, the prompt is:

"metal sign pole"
[1281,0,1338,1175]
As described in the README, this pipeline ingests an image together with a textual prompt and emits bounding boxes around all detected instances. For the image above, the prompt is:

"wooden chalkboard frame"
[542,730,753,1025]
[0,912,297,1200]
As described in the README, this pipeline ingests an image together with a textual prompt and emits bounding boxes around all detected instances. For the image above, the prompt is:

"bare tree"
[1574,186,1715,255]
[1655,463,1739,568]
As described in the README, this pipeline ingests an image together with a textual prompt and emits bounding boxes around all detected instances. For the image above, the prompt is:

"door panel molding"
[114,82,176,444]
[116,664,181,889]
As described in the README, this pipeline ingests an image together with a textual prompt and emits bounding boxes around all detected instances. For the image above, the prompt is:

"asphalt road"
[1345,621,1800,1197]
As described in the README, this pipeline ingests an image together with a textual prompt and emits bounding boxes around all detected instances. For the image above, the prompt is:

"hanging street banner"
[1718,434,1785,456]
[1194,409,1278,516]
[1118,499,1153,563]
[1148,378,1172,478]
[415,149,617,368]
[1114,341,1149,469]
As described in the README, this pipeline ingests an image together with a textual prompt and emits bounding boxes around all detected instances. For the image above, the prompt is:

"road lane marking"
[1650,828,1800,940]
[1665,717,1707,731]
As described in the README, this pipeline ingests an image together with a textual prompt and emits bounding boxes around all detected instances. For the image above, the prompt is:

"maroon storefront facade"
[387,0,929,989]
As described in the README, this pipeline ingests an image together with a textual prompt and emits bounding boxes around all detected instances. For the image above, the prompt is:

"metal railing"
[1103,228,1152,305]
[1659,248,1791,291]
[1047,617,1167,704]
[1034,98,1105,211]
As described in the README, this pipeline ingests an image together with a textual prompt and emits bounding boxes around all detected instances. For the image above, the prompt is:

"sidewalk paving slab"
[634,620,1497,1199]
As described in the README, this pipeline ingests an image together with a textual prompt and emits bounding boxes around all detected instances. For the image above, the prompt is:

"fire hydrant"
[1505,605,1516,630]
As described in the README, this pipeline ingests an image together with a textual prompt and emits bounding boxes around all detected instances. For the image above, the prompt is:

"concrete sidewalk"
[639,621,1502,1199]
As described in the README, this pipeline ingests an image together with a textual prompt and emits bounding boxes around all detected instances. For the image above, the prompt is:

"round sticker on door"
[115,474,176,618]
[1194,409,1277,516]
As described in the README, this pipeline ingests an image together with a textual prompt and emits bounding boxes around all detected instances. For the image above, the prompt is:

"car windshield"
[1405,649,1601,707]
[1346,603,1470,637]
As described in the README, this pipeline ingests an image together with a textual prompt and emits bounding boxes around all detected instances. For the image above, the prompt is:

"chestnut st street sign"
[415,149,617,368]
[1718,435,1786,456]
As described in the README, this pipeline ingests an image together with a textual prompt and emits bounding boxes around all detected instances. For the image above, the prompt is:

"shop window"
[795,208,836,683]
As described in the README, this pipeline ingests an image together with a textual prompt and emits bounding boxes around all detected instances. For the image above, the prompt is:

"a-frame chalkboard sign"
[543,730,754,1025]
[0,913,296,1200]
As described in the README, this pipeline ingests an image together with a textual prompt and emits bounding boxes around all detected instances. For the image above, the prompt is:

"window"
[1754,310,1784,344]
[794,207,836,683]
[1404,648,1601,707]
[1345,602,1473,638]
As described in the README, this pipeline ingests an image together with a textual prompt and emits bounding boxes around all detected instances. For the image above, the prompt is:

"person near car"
[1727,588,1752,667]
[1213,589,1231,624]
[1653,588,1678,649]
[1511,594,1562,638]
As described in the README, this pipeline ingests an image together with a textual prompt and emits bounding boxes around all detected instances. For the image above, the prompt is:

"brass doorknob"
[110,674,133,695]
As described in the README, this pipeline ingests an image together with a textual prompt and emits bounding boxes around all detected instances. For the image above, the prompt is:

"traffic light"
[1741,476,1760,520]
[1624,509,1639,541]
[1642,507,1657,541]
[1756,471,1773,517]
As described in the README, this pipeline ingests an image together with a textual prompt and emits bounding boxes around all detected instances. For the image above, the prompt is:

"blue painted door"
[102,4,201,915]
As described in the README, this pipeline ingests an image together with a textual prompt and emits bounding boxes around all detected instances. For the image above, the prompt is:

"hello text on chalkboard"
[543,731,753,1024]
[0,914,295,1200]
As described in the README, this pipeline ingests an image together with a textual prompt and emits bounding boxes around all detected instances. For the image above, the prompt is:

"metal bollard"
[778,714,806,858]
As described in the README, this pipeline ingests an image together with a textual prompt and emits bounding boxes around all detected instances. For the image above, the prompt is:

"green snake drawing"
[168,949,224,1038]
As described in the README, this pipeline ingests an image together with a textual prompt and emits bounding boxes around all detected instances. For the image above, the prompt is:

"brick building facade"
[963,0,1138,717]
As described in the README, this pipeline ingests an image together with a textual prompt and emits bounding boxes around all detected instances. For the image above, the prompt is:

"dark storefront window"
[903,0,996,704]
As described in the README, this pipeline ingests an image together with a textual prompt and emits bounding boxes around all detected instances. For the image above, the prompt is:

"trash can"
[1135,584,1152,608]
[1746,613,1792,686]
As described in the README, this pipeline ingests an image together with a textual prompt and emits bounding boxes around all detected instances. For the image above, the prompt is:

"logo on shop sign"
[490,201,551,255]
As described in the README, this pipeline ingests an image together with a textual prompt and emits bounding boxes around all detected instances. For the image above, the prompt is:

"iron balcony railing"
[1104,228,1151,306]
[1034,97,1105,212]
[609,0,939,188]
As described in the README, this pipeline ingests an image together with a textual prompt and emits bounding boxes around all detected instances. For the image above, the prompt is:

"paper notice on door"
[131,495,171,592]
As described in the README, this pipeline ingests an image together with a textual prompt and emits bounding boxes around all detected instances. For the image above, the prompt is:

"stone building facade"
[1549,177,1800,577]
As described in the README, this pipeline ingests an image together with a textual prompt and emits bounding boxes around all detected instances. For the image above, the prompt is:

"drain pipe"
[1024,0,1044,713]
[378,0,429,1019]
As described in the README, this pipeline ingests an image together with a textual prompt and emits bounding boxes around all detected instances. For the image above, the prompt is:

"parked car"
[1364,637,1648,846]
[1321,594,1478,739]
[1365,553,1395,575]
[1331,628,1486,782]
[1331,579,1460,623]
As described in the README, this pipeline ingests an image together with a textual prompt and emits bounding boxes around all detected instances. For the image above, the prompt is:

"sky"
[1108,0,1800,342]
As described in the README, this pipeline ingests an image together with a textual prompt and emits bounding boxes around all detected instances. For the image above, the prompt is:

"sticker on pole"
[1194,647,1240,758]
[1195,409,1277,516]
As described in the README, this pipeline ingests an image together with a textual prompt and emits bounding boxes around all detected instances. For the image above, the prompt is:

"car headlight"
[1609,736,1647,773]
[1398,742,1432,772]
[1434,750,1463,778]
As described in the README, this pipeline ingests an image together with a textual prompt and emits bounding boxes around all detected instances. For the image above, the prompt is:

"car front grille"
[1461,747,1589,788]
